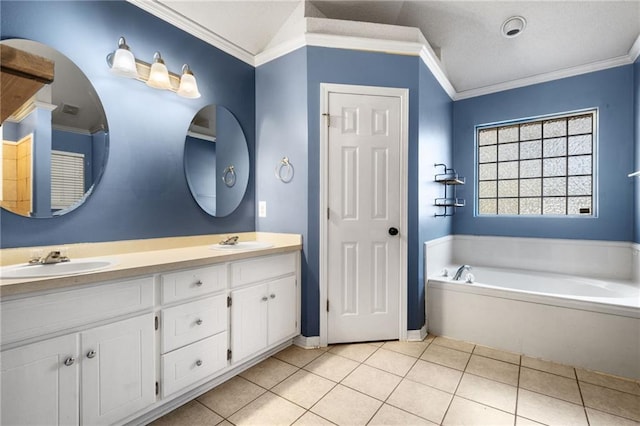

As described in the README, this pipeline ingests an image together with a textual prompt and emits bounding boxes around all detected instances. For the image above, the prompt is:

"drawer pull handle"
[261,296,268,302]
[195,319,203,326]
[196,360,203,367]
[86,350,96,359]
[63,357,75,367]
[195,280,203,287]
[270,294,276,299]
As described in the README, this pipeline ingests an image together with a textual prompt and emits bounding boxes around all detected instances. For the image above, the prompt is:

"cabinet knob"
[270,294,276,299]
[63,357,75,367]
[196,360,203,367]
[86,350,96,359]
[195,280,203,287]
[195,319,203,326]
[261,296,268,302]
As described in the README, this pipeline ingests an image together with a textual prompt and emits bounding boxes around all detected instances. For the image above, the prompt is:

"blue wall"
[635,56,640,244]
[1,0,255,247]
[256,47,453,336]
[452,66,635,242]
[418,62,454,323]
[255,48,311,334]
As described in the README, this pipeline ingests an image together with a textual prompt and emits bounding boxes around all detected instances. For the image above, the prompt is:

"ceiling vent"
[61,103,80,115]
[501,16,526,38]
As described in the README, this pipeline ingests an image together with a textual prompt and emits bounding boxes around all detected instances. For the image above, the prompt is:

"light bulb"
[177,64,201,99]
[146,52,171,90]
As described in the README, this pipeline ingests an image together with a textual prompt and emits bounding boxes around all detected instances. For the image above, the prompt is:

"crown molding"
[453,53,635,100]
[127,1,640,101]
[630,34,640,63]
[126,0,254,66]
[254,35,307,67]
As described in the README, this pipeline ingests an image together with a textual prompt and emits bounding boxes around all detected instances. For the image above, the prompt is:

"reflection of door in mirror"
[1,134,33,216]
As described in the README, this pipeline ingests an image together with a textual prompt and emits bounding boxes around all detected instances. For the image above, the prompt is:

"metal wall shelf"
[434,164,465,217]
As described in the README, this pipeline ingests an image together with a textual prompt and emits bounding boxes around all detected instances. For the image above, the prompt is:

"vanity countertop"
[0,232,302,297]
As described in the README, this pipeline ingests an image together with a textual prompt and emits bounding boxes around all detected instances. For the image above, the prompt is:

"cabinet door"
[1,334,79,426]
[267,276,298,345]
[231,283,268,362]
[81,313,155,426]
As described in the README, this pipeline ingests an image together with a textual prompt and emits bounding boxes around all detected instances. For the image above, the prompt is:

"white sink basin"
[210,241,274,251]
[0,259,117,279]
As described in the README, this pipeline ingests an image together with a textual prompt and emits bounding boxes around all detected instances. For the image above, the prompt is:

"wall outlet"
[258,201,267,218]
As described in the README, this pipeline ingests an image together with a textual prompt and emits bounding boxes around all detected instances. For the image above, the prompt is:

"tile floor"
[150,335,640,426]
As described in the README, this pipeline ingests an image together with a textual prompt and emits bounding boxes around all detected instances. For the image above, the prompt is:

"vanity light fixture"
[106,36,201,99]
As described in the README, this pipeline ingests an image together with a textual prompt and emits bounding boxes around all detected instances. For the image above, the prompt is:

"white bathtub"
[427,265,640,379]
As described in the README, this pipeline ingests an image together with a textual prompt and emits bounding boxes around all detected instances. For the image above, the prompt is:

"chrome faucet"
[453,264,472,281]
[30,250,70,265]
[219,235,239,245]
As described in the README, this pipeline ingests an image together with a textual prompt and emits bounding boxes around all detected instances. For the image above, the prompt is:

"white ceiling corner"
[128,0,640,99]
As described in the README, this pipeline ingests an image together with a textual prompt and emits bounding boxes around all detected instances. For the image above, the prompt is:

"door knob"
[388,227,399,236]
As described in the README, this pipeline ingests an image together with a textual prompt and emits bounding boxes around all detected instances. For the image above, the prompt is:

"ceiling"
[143,0,640,96]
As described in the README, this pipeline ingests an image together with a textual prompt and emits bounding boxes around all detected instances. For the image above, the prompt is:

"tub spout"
[453,265,472,281]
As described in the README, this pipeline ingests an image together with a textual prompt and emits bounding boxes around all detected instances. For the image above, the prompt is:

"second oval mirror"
[184,105,249,217]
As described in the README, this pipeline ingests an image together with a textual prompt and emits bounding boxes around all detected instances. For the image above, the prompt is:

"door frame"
[319,83,409,346]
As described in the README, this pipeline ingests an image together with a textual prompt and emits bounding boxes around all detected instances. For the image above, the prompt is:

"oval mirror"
[0,39,109,218]
[184,105,249,217]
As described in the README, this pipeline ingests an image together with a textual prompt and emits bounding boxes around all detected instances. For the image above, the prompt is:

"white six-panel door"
[325,89,405,344]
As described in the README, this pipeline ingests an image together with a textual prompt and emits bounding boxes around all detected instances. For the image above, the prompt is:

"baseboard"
[294,335,321,348]
[406,325,428,341]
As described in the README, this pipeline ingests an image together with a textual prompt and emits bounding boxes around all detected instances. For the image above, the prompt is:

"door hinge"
[227,349,232,361]
[322,113,330,127]
[326,300,329,312]
[327,207,330,220]
[155,381,159,396]
[154,315,159,331]
[227,296,232,307]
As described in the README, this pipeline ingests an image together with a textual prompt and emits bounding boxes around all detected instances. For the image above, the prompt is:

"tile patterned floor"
[150,335,640,426]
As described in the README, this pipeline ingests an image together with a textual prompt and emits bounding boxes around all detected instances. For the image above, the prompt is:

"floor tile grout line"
[514,354,521,426]
[438,343,477,425]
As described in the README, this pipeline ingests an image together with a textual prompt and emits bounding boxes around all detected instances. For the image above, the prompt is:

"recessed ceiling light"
[502,16,527,38]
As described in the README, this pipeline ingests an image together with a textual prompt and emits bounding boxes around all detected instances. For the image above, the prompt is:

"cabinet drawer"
[161,295,227,353]
[161,264,227,304]
[230,253,296,288]
[1,277,154,345]
[161,332,227,397]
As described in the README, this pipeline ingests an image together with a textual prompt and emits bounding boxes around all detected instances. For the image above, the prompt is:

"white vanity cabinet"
[230,253,299,363]
[0,334,79,426]
[0,245,301,425]
[0,278,155,426]
[81,313,155,425]
[159,264,229,398]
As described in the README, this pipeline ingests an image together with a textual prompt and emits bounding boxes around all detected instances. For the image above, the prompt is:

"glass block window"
[477,110,595,216]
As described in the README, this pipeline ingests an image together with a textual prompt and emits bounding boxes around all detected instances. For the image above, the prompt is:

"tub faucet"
[453,265,472,281]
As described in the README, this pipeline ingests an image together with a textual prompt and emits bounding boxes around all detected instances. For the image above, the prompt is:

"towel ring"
[222,165,236,187]
[276,157,294,183]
